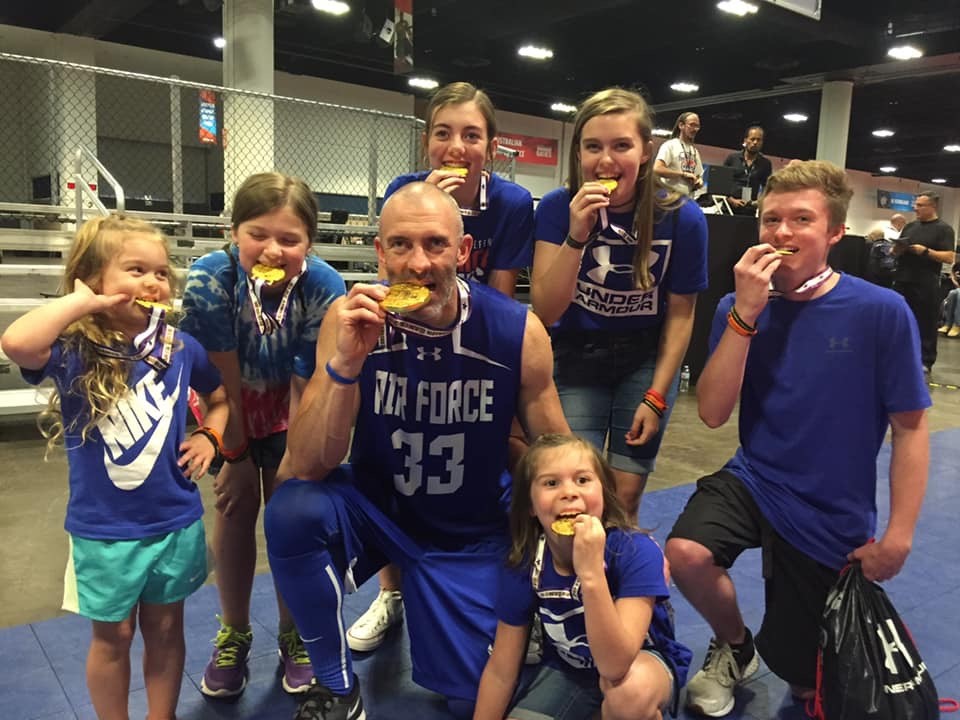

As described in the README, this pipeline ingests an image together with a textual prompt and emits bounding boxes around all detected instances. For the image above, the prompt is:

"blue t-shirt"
[22,331,221,540]
[180,246,345,438]
[385,172,534,283]
[495,529,691,688]
[534,188,708,332]
[710,275,931,569]
[349,280,525,544]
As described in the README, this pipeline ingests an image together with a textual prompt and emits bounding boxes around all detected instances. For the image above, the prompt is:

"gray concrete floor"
[3,257,960,628]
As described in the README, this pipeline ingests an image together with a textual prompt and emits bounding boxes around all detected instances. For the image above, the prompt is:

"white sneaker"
[346,589,403,652]
[685,637,759,717]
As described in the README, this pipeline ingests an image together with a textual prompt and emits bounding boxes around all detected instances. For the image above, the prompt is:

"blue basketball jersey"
[349,280,526,544]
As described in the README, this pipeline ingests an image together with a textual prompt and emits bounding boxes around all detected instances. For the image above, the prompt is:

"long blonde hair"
[567,88,682,290]
[39,214,171,454]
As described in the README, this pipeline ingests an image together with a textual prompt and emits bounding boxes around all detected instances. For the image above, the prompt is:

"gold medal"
[251,264,285,284]
[135,298,173,312]
[380,283,431,314]
[440,166,469,177]
[597,179,618,192]
[550,516,578,536]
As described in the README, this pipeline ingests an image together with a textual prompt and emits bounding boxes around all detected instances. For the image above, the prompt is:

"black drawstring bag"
[812,563,939,720]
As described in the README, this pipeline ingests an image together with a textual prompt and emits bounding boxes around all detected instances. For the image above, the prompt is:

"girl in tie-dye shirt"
[181,173,345,698]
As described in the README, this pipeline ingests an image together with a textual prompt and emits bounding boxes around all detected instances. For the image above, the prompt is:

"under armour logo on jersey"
[586,246,634,284]
[416,346,442,361]
[828,336,852,352]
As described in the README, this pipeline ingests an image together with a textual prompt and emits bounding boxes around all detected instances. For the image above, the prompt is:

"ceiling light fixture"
[931,178,947,184]
[945,144,960,153]
[550,102,576,113]
[652,128,672,137]
[670,82,699,93]
[887,45,923,60]
[872,129,895,138]
[312,0,350,16]
[717,0,759,17]
[213,36,226,49]
[879,166,897,173]
[783,113,808,123]
[518,45,553,61]
[408,77,439,90]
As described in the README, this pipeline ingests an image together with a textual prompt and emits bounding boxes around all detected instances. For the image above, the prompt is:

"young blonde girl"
[0,213,228,720]
[474,434,691,720]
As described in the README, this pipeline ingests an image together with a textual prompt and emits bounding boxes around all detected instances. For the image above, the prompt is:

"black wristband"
[564,233,589,250]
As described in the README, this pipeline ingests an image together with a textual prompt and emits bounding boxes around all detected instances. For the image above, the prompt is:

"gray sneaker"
[685,635,759,717]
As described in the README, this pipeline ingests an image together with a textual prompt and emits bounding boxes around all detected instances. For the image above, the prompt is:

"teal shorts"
[63,517,207,622]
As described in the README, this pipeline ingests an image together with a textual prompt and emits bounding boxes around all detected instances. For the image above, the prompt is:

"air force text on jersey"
[373,370,495,424]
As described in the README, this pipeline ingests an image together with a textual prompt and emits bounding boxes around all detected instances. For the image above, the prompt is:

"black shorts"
[209,431,288,475]
[668,471,839,688]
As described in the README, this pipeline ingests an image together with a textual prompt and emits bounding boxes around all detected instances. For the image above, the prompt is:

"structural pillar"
[815,80,853,169]
[222,0,275,206]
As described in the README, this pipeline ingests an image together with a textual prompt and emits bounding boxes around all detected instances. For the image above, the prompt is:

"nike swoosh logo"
[101,368,183,490]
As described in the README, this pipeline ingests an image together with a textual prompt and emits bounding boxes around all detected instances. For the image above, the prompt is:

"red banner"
[199,89,217,145]
[497,133,559,166]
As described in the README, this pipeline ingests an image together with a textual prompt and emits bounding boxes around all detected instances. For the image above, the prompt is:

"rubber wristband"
[564,233,589,250]
[191,426,223,454]
[326,360,359,385]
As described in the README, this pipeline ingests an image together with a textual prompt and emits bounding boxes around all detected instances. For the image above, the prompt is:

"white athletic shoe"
[685,636,759,717]
[346,589,403,652]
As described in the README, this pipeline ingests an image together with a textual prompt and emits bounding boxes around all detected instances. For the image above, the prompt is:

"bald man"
[265,182,569,720]
[885,213,907,240]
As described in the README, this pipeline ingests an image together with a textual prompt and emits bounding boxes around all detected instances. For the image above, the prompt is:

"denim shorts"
[509,651,675,720]
[552,329,678,475]
[63,517,207,621]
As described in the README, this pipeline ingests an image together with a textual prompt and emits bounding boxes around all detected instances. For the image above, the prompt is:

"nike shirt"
[22,331,222,540]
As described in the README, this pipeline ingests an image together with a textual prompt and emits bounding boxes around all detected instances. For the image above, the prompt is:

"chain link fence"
[0,52,517,226]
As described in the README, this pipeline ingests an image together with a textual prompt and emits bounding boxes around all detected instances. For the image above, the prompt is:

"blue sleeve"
[180,251,237,354]
[181,332,222,394]
[708,294,736,354]
[534,188,571,246]
[488,182,534,271]
[292,258,346,379]
[494,561,537,627]
[607,530,670,601]
[662,200,709,295]
[19,340,66,387]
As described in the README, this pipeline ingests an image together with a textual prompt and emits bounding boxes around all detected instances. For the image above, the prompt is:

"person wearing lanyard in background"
[654,111,705,199]
[347,81,536,657]
[723,126,772,216]
[532,87,709,523]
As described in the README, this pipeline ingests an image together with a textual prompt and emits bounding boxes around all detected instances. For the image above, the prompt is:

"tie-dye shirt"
[181,245,345,438]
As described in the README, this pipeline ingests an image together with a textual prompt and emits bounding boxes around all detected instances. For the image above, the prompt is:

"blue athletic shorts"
[63,517,207,622]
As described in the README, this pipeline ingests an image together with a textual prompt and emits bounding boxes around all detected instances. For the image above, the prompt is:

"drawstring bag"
[812,563,939,720]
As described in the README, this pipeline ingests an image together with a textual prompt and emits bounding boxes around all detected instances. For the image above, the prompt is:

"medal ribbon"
[245,260,307,336]
[769,266,834,298]
[458,172,488,217]
[90,305,174,369]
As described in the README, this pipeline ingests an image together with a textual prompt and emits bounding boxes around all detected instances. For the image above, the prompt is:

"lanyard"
[385,277,471,338]
[458,172,488,217]
[90,306,174,370]
[769,267,834,298]
[245,260,306,336]
[531,534,582,601]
